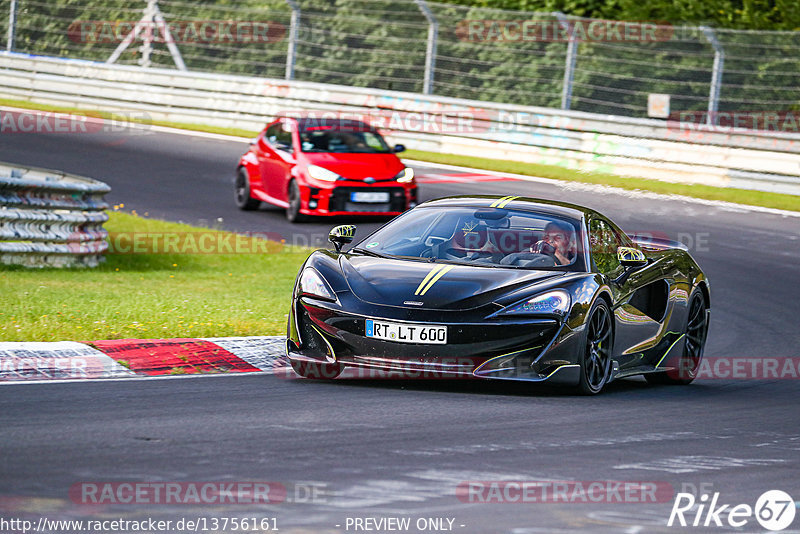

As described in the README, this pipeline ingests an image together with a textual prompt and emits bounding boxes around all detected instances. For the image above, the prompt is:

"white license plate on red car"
[365,319,447,344]
[350,192,390,203]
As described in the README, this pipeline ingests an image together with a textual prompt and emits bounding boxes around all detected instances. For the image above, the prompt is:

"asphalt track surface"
[1,125,800,533]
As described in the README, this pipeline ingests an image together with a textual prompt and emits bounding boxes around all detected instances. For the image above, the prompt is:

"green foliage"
[293,0,428,92]
[13,0,291,77]
[447,0,800,30]
[430,4,566,106]
[5,0,800,117]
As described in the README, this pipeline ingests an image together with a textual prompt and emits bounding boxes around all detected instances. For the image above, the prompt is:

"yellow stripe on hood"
[418,265,455,296]
[414,264,445,295]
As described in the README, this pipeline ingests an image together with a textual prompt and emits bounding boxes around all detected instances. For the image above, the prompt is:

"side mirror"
[393,144,406,153]
[613,246,648,285]
[617,246,648,267]
[328,225,356,252]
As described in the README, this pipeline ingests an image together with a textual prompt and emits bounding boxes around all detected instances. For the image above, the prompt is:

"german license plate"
[365,319,447,344]
[350,191,390,203]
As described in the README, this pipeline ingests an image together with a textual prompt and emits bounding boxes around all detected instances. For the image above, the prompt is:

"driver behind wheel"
[532,220,576,265]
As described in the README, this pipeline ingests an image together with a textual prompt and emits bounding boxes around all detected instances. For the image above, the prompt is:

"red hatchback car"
[235,118,418,222]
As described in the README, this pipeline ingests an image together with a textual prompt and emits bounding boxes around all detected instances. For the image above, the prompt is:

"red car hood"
[302,152,405,181]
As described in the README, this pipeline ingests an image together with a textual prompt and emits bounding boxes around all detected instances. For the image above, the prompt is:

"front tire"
[290,360,343,379]
[234,168,260,211]
[286,180,308,223]
[578,299,614,395]
[646,288,708,385]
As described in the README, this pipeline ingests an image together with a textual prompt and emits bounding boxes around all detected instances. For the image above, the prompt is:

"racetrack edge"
[0,336,286,382]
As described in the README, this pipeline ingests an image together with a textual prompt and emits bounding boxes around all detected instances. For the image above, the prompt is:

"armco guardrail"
[0,162,110,267]
[2,53,800,197]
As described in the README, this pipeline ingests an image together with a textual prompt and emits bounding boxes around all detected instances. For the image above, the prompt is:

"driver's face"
[544,231,568,251]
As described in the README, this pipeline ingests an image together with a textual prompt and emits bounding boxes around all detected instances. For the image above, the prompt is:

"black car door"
[589,217,667,370]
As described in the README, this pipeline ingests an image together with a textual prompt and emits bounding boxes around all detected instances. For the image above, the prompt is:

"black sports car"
[286,195,710,394]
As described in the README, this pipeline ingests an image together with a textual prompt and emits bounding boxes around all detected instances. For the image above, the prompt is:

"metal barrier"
[4,0,800,120]
[1,53,800,197]
[0,162,110,267]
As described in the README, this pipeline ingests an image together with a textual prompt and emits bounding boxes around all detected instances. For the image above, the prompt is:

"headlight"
[394,167,414,183]
[299,268,335,301]
[499,289,571,317]
[307,165,340,182]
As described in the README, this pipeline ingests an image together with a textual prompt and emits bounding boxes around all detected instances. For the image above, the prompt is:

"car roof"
[289,118,376,132]
[418,195,599,221]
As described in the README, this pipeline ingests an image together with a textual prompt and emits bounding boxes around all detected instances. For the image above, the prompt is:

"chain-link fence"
[3,0,799,119]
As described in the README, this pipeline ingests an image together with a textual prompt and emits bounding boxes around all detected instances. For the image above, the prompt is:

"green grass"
[3,97,798,212]
[404,149,800,212]
[0,212,312,342]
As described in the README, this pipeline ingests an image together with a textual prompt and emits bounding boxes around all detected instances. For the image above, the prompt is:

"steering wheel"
[501,252,557,268]
[532,240,557,259]
[421,245,464,261]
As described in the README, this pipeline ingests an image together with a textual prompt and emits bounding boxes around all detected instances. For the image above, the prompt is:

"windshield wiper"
[426,257,531,269]
[351,247,387,258]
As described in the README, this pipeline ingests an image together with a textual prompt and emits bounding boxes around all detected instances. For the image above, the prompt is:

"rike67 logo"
[668,490,796,531]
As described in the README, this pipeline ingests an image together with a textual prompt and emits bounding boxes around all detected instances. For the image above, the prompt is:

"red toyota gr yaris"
[235,117,418,222]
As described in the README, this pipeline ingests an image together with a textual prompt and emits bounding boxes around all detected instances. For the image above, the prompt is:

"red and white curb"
[0,336,286,381]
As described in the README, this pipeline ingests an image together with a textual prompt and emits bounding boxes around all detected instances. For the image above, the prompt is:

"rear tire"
[645,288,708,385]
[578,299,614,395]
[234,168,260,211]
[290,360,343,379]
[286,180,308,223]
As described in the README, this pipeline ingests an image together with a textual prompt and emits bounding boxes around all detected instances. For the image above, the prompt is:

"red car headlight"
[394,167,415,183]
[307,165,341,182]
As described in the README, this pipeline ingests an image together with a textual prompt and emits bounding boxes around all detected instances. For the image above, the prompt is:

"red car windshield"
[299,129,391,154]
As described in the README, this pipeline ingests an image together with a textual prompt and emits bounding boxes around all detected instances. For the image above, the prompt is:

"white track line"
[0,370,273,386]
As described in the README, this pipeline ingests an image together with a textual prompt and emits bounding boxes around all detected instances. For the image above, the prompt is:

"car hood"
[340,255,565,310]
[302,152,404,181]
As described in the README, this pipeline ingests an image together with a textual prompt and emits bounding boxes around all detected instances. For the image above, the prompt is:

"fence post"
[138,0,156,68]
[700,26,724,126]
[285,0,300,80]
[415,0,438,95]
[153,1,186,70]
[107,0,186,70]
[554,12,577,111]
[6,0,17,52]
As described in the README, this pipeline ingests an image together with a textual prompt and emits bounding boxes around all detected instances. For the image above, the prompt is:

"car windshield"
[353,206,584,270]
[299,128,391,153]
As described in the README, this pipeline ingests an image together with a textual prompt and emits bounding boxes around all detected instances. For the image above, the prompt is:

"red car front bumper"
[298,183,418,216]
